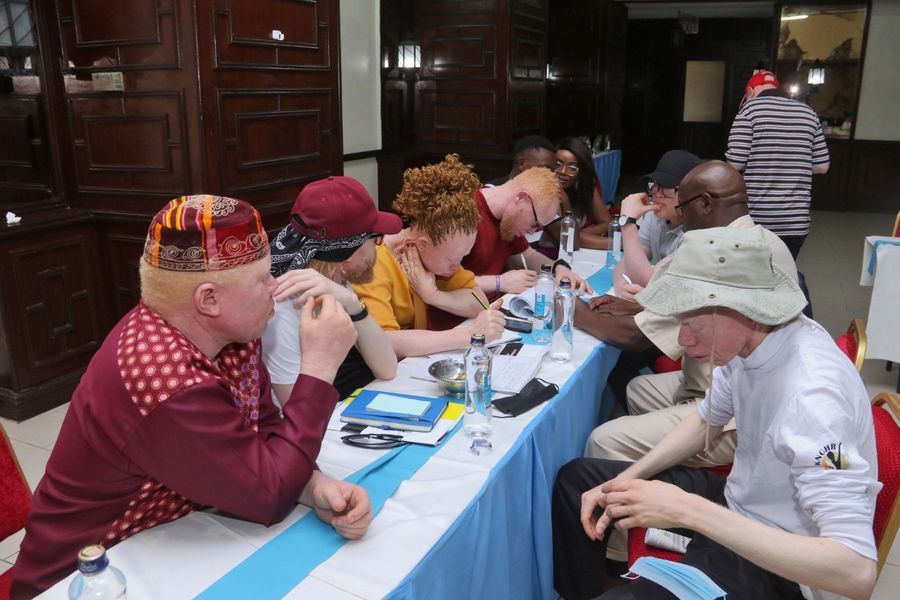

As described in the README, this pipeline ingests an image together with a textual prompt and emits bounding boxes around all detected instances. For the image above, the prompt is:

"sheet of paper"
[366,393,431,417]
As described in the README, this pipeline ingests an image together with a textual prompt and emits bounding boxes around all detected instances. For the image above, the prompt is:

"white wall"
[340,0,382,202]
[855,0,900,141]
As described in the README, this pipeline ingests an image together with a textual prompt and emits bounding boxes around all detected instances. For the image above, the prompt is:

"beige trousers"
[586,369,737,561]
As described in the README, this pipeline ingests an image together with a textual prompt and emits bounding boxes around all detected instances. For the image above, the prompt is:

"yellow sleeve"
[352,246,406,331]
[436,266,478,292]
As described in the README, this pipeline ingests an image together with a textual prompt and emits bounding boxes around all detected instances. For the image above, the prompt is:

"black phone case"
[504,317,533,333]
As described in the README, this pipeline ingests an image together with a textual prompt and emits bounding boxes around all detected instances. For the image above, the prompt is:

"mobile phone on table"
[504,317,533,333]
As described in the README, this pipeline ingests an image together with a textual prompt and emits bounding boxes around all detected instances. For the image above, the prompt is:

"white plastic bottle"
[68,545,127,599]
[550,278,575,363]
[558,210,576,266]
[463,333,493,440]
[533,264,554,343]
[606,217,623,267]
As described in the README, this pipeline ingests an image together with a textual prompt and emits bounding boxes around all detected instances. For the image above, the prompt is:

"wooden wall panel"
[67,92,190,200]
[420,22,497,80]
[509,89,545,137]
[0,96,54,204]
[58,0,181,70]
[216,88,336,196]
[846,141,900,213]
[510,23,546,81]
[417,87,497,146]
[3,227,104,388]
[212,0,333,69]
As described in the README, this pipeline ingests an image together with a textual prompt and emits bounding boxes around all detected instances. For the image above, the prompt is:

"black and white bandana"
[269,222,370,277]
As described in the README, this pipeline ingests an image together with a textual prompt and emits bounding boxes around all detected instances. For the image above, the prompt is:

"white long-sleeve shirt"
[698,315,880,599]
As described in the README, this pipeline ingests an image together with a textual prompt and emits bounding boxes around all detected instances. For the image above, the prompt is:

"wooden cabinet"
[0,0,343,419]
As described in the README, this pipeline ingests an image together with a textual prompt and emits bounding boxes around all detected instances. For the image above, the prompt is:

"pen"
[622,273,633,286]
[520,254,528,270]
[471,290,490,311]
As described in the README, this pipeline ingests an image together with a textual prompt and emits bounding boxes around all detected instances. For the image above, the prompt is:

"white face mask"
[628,556,727,599]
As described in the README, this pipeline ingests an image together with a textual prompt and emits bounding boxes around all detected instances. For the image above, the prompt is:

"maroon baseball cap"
[290,176,402,239]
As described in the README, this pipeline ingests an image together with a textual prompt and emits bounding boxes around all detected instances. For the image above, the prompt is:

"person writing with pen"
[352,154,506,358]
[461,162,594,300]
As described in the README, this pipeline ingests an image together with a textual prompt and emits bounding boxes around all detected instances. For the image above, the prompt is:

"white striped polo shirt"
[726,94,829,237]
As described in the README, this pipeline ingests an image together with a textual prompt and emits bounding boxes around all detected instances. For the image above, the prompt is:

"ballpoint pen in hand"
[621,273,633,286]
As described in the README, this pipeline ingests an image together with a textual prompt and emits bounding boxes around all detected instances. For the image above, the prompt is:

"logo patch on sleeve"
[814,442,850,470]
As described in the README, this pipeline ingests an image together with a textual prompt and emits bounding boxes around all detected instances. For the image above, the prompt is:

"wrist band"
[495,275,501,295]
[349,299,368,322]
[551,259,571,275]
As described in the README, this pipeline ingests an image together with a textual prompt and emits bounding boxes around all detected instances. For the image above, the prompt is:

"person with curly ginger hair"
[462,163,594,300]
[352,154,506,358]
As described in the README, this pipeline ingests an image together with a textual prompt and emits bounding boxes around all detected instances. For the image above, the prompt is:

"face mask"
[627,556,727,600]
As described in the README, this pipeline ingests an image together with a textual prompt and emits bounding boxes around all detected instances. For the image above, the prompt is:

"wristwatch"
[617,215,639,229]
[349,299,368,322]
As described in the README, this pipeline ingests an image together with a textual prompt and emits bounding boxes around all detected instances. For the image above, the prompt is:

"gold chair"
[872,392,900,575]
[835,319,867,373]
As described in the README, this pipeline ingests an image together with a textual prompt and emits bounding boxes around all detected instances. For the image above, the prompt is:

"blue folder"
[340,390,448,432]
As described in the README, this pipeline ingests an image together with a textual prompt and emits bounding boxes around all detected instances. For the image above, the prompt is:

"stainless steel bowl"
[428,358,466,396]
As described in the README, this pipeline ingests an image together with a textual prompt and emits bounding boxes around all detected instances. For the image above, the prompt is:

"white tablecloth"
[41,251,617,600]
[860,237,900,363]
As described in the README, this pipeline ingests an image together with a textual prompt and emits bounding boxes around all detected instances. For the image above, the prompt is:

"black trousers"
[779,235,807,260]
[606,347,663,413]
[552,458,803,600]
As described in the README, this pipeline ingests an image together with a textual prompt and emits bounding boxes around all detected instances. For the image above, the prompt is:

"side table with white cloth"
[41,250,621,600]
[859,235,900,391]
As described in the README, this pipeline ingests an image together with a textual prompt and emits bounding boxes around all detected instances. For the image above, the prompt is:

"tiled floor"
[1,210,898,596]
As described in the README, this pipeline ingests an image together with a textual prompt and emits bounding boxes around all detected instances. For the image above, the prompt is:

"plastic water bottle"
[606,217,623,267]
[533,264,554,343]
[558,210,576,266]
[463,333,493,440]
[551,278,575,363]
[68,545,127,599]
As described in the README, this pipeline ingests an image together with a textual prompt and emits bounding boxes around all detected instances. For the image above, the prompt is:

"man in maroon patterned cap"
[11,195,372,598]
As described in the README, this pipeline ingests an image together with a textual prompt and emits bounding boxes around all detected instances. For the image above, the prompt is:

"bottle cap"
[559,278,572,289]
[77,545,109,574]
[541,264,552,273]
[471,333,486,345]
[564,210,573,217]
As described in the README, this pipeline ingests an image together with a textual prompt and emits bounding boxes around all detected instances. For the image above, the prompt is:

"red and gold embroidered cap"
[142,195,269,271]
[290,176,402,239]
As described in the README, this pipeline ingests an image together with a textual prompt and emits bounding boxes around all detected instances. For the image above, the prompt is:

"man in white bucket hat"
[553,227,879,600]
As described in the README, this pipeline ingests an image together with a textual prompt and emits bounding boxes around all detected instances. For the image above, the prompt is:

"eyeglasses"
[341,433,406,449]
[369,233,384,246]
[649,183,678,199]
[527,196,542,231]
[675,192,718,215]
[554,161,579,176]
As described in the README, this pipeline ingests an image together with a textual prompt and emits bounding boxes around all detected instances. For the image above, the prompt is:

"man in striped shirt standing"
[726,70,830,258]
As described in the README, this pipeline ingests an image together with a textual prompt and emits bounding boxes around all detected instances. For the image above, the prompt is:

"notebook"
[340,390,448,432]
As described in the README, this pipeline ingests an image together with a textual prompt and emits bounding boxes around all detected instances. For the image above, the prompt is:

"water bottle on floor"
[68,545,127,599]
[551,278,575,363]
[533,264,554,343]
[464,334,493,440]
[559,211,576,266]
